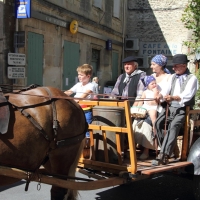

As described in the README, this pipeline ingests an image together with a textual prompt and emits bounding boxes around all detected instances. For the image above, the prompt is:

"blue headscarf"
[144,75,156,87]
[151,54,167,67]
[151,54,171,74]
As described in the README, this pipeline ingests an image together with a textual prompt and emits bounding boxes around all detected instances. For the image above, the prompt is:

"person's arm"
[134,72,146,106]
[64,90,73,96]
[110,74,122,97]
[137,91,145,106]
[164,76,198,105]
[79,89,93,99]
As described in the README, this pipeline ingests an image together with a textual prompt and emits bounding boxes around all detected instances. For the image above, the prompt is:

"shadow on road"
[95,173,195,200]
[0,180,25,192]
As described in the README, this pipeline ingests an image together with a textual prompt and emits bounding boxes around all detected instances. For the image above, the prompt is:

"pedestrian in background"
[92,76,99,99]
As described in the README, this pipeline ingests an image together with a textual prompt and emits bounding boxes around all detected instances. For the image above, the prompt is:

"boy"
[64,64,94,139]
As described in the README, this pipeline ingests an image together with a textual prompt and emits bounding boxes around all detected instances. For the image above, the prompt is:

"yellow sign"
[70,20,78,34]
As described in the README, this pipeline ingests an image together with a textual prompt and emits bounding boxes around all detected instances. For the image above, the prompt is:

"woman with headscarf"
[133,54,171,160]
[151,54,171,95]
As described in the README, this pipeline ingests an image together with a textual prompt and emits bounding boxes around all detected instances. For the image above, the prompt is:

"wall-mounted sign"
[8,53,26,66]
[106,40,112,50]
[139,42,182,56]
[15,0,31,19]
[8,67,25,79]
[70,20,78,34]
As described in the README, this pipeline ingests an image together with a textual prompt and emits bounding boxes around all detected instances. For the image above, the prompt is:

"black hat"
[172,54,189,64]
[122,56,138,63]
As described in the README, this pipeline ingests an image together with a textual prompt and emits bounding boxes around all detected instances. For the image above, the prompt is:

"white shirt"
[70,82,94,99]
[161,74,198,107]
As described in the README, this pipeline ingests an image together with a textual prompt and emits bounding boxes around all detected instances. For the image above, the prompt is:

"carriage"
[0,85,200,200]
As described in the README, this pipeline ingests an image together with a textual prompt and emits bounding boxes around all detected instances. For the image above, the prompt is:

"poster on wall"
[15,0,31,19]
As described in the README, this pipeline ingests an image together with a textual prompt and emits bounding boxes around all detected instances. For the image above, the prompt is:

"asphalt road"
[0,172,195,200]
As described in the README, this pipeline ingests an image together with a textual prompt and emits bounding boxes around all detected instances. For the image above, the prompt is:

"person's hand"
[164,95,181,103]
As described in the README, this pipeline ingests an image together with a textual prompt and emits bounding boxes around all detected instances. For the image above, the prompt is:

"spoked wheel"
[193,175,200,200]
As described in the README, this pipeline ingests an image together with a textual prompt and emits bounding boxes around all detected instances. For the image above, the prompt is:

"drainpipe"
[122,0,127,70]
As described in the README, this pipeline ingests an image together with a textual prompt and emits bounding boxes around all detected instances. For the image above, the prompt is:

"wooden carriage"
[0,98,200,192]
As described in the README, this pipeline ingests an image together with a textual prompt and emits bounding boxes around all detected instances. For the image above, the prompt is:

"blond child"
[64,64,94,138]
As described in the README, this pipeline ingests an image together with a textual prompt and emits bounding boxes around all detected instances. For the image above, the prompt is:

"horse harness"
[1,85,86,164]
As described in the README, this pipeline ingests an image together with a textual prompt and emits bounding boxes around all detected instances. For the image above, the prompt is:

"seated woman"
[133,54,171,160]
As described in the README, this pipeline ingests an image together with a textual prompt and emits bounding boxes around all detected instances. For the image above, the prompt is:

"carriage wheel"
[193,175,200,200]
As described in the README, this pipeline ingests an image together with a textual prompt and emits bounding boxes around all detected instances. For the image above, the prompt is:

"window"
[93,0,103,9]
[113,0,120,18]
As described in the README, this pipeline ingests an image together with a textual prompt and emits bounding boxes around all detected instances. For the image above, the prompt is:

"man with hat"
[154,54,198,165]
[111,56,146,105]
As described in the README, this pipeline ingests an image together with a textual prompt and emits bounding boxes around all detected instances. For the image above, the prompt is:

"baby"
[138,75,160,132]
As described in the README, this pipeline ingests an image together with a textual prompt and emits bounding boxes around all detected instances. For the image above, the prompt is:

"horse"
[0,85,87,200]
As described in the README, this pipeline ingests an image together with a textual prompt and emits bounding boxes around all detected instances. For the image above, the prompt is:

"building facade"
[0,0,195,90]
[0,0,126,92]
[125,0,194,74]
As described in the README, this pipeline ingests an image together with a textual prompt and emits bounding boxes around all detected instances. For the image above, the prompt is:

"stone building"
[0,0,195,90]
[0,0,126,92]
[125,0,194,74]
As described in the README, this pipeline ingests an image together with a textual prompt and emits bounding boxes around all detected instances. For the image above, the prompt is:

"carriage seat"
[0,88,10,134]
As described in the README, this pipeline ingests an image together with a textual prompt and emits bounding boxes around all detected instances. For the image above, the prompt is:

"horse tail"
[64,137,85,200]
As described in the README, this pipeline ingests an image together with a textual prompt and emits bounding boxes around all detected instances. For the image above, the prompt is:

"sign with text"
[8,53,26,65]
[15,0,31,18]
[8,67,25,79]
[139,42,182,56]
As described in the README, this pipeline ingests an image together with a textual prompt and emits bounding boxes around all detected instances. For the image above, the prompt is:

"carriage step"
[141,161,192,175]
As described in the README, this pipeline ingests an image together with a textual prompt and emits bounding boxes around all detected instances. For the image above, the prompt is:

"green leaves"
[181,0,200,54]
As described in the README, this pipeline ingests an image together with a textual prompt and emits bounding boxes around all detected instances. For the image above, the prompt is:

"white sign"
[103,87,112,94]
[8,67,25,79]
[139,42,182,56]
[8,53,26,65]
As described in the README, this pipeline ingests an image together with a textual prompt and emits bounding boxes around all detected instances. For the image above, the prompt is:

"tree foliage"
[182,1,200,107]
[181,0,200,54]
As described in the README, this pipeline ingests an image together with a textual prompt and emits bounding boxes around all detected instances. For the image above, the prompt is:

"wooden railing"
[78,100,137,175]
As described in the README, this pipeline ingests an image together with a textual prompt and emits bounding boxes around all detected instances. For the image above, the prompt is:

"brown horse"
[0,86,87,200]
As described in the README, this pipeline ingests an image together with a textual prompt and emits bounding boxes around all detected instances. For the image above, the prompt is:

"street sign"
[8,67,25,79]
[15,0,31,19]
[8,53,26,65]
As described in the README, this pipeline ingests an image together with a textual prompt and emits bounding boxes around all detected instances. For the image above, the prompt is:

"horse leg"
[44,140,85,200]
[51,186,68,200]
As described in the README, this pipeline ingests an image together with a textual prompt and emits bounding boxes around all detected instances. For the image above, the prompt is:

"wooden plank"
[101,126,123,132]
[79,158,127,171]
[0,166,127,190]
[116,132,122,165]
[141,161,192,175]
[98,102,118,106]
[124,101,137,174]
[88,124,101,130]
[118,102,125,107]
[90,129,95,160]
[102,130,109,163]
[79,100,99,106]
[189,110,200,114]
[194,120,200,126]
[121,127,128,133]
[181,106,190,161]
[77,168,105,180]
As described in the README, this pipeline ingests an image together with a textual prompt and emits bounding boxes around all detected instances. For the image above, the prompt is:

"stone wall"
[126,0,194,73]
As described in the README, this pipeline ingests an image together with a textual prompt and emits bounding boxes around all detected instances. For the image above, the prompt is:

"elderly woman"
[134,54,171,160]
